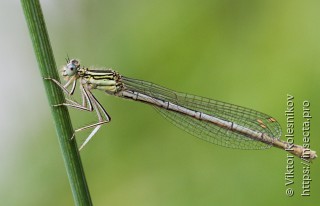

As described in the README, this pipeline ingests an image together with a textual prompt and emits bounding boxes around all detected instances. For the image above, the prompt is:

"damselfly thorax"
[71,66,123,95]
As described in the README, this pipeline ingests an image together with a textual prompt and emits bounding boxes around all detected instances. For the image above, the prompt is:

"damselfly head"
[62,59,80,77]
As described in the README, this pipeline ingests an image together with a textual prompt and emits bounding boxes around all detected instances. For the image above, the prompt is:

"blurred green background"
[1,1,319,205]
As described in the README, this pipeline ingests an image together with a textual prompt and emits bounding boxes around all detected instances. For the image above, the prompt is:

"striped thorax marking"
[79,68,123,94]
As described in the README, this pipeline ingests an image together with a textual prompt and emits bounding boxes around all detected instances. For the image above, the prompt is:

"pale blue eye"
[66,64,77,76]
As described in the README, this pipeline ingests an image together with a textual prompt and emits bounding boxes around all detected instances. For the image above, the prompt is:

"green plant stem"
[21,1,92,205]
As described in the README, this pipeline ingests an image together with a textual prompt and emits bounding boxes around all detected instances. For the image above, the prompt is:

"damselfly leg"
[44,77,111,150]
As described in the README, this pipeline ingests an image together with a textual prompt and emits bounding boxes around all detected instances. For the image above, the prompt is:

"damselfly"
[46,58,317,161]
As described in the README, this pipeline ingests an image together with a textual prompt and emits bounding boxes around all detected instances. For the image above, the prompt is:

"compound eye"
[71,59,79,66]
[65,64,77,76]
[62,58,80,76]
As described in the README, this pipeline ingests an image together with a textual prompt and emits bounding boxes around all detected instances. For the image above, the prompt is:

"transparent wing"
[122,76,282,150]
